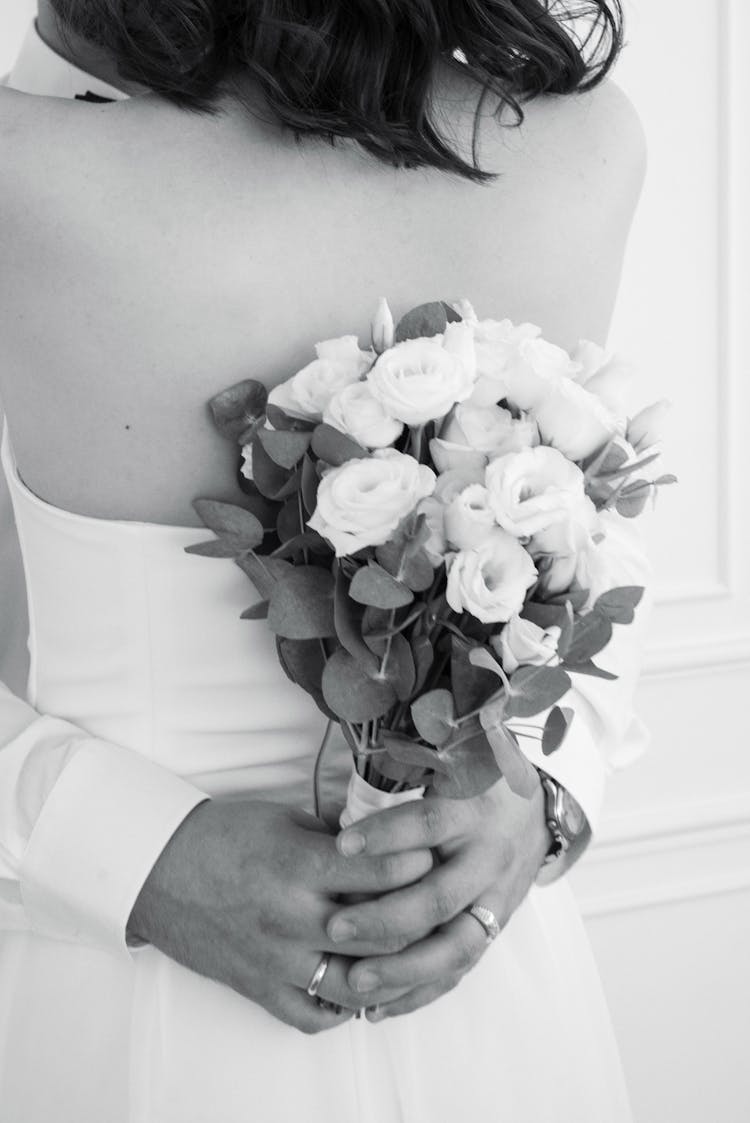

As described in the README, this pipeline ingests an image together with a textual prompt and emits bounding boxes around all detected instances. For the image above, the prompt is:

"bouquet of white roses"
[189,298,674,822]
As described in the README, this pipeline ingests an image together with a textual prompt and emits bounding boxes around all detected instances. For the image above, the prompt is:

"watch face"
[560,790,587,838]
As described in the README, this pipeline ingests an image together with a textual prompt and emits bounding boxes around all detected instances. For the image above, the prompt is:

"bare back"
[0,72,645,525]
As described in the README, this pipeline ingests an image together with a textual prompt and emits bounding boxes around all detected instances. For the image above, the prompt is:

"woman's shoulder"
[490,78,646,202]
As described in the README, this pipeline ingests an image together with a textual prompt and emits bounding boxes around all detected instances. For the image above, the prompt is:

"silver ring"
[466,904,500,946]
[306,953,332,998]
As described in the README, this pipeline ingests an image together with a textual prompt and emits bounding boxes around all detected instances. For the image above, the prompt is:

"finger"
[298,952,413,1012]
[322,843,435,896]
[337,797,473,859]
[273,984,355,1035]
[326,855,483,953]
[346,911,487,998]
[366,976,462,1022]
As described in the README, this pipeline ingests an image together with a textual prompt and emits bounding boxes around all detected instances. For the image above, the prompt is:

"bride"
[0,2,652,1120]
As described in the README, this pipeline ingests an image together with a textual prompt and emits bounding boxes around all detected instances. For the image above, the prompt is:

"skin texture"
[0,24,646,1031]
[128,782,548,1029]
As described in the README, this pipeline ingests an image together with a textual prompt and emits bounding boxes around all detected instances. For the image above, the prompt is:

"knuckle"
[419,801,445,843]
[376,853,401,886]
[450,935,477,974]
[430,887,458,925]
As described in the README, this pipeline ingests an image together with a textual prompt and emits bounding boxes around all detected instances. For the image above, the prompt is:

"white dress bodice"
[1,424,330,805]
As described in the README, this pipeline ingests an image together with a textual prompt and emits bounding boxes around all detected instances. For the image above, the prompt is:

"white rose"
[446,529,537,624]
[431,403,538,473]
[468,319,541,407]
[445,402,539,456]
[314,335,374,372]
[627,398,672,454]
[308,448,435,557]
[491,613,561,674]
[323,381,403,449]
[367,324,476,426]
[433,466,487,503]
[485,445,589,542]
[429,437,487,475]
[534,552,579,598]
[503,336,581,411]
[532,376,624,462]
[267,336,373,422]
[443,484,497,550]
[571,339,610,383]
[529,494,596,556]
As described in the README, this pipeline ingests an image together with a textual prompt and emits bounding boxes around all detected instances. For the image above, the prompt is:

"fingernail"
[354,969,379,993]
[339,831,365,857]
[329,918,356,943]
[367,1005,386,1023]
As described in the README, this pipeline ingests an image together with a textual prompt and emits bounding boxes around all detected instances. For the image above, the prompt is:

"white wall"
[569,3,750,1120]
[0,0,34,76]
[1,1,747,1119]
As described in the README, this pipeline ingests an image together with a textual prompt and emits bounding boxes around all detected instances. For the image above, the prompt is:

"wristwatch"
[535,768,588,866]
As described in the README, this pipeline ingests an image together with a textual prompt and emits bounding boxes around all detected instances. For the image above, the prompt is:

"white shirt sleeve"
[0,683,208,953]
[512,509,654,885]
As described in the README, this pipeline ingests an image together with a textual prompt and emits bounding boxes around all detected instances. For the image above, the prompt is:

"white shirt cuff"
[19,737,207,954]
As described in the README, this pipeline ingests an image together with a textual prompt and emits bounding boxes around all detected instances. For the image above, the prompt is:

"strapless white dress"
[0,426,634,1123]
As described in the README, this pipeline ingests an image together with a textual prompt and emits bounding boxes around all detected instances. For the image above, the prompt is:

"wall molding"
[642,631,750,676]
[570,795,750,918]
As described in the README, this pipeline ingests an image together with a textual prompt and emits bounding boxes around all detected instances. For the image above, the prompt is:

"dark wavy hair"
[51,1,624,182]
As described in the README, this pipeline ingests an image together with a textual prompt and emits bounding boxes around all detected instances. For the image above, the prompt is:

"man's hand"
[324,776,551,1020]
[127,799,433,1033]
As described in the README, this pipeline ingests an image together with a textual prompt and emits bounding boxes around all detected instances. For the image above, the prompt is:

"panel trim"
[570,796,750,918]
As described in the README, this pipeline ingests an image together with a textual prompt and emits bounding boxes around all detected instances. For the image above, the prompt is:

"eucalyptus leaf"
[521,602,568,631]
[192,499,265,551]
[451,634,498,717]
[272,531,328,560]
[505,665,572,719]
[267,566,337,640]
[374,753,428,787]
[381,733,449,773]
[375,541,433,592]
[565,660,618,681]
[468,646,505,679]
[300,453,320,515]
[593,586,644,626]
[258,427,313,470]
[411,635,435,695]
[382,633,417,702]
[564,612,613,664]
[311,423,369,467]
[394,301,449,343]
[240,601,270,621]
[484,724,540,798]
[433,729,501,800]
[276,637,336,720]
[615,490,649,518]
[208,379,268,443]
[542,706,574,756]
[333,566,380,676]
[265,403,316,432]
[322,648,396,722]
[251,435,296,500]
[235,553,293,601]
[185,537,255,559]
[410,689,456,747]
[350,563,414,610]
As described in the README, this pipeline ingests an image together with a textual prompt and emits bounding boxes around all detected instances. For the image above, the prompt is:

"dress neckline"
[0,420,201,537]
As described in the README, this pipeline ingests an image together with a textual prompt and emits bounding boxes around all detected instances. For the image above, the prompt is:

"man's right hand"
[126,799,434,1033]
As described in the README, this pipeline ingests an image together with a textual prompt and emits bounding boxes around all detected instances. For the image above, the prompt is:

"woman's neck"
[35,0,145,94]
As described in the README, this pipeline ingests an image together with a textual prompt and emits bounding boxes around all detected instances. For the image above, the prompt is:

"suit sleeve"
[0,683,208,953]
